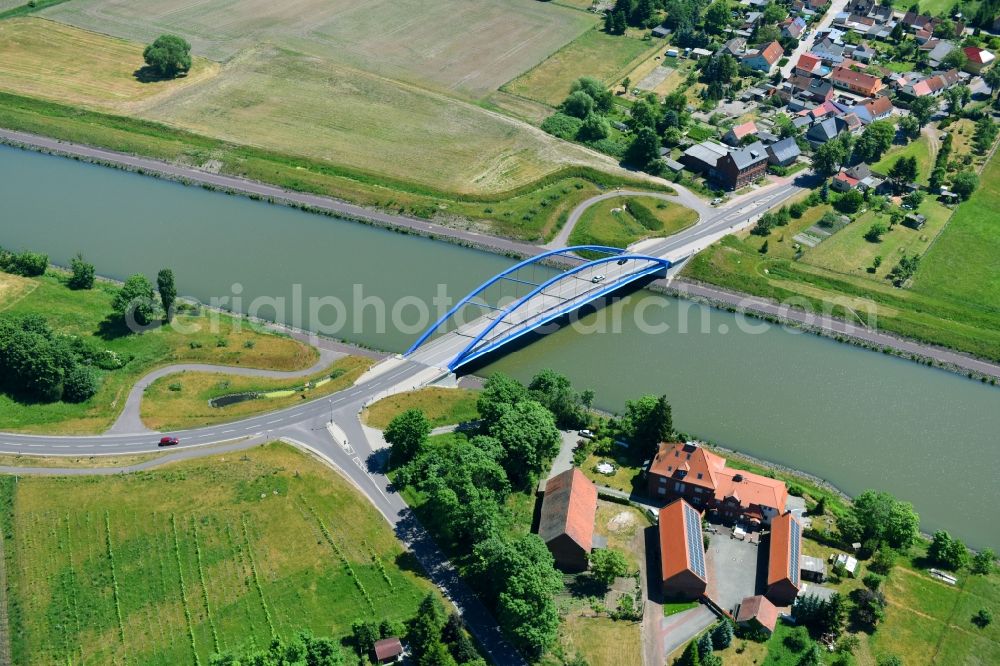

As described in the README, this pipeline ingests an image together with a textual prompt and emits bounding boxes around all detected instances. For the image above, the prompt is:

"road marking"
[265,419,281,425]
[221,429,236,434]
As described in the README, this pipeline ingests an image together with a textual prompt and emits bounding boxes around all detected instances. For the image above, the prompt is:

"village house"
[782,16,807,39]
[860,95,894,120]
[767,137,802,166]
[723,37,748,57]
[964,46,996,74]
[659,498,709,600]
[806,116,843,146]
[767,512,803,606]
[743,41,784,72]
[723,121,758,146]
[794,53,825,77]
[647,442,789,525]
[715,141,769,189]
[784,74,835,103]
[736,595,780,635]
[926,41,957,68]
[831,65,883,97]
[537,468,598,572]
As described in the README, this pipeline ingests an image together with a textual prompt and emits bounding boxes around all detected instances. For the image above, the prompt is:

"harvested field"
[0,18,218,112]
[142,48,616,193]
[42,0,593,96]
[504,27,656,106]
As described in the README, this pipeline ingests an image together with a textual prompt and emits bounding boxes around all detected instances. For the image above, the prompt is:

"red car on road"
[158,437,179,447]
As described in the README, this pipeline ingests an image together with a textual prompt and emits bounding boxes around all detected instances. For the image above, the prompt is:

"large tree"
[621,394,673,453]
[384,408,431,466]
[703,0,732,34]
[476,372,528,428]
[142,34,192,79]
[853,121,896,163]
[625,127,662,171]
[528,368,589,429]
[490,400,560,489]
[812,139,849,177]
[157,268,176,321]
[909,95,938,127]
[112,273,157,328]
[589,548,629,586]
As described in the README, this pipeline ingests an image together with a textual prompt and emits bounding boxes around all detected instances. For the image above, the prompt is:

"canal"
[3,145,999,547]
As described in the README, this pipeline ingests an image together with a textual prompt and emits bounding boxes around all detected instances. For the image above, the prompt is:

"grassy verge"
[0,271,317,434]
[2,442,436,664]
[0,452,167,468]
[0,90,671,242]
[139,356,374,431]
[362,387,480,430]
[568,196,698,248]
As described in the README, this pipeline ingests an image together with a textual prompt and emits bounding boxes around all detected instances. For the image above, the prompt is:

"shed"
[374,637,403,664]
[652,25,671,38]
[538,468,598,572]
[736,595,780,634]
[664,158,685,172]
[904,213,927,229]
[801,554,827,582]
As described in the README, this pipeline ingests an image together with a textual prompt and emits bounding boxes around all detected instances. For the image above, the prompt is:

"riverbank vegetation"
[139,356,373,431]
[0,442,438,664]
[568,195,698,248]
[0,268,316,434]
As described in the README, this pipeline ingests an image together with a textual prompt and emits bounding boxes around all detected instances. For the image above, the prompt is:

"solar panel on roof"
[683,504,707,580]
[789,519,801,586]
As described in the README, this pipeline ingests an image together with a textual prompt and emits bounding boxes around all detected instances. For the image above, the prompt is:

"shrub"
[0,249,48,277]
[62,365,99,403]
[541,113,584,140]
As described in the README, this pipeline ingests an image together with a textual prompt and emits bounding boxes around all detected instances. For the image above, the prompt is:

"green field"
[140,356,374,431]
[0,271,317,434]
[41,0,593,97]
[568,196,699,248]
[1,442,436,664]
[913,148,1000,313]
[503,27,655,107]
[363,387,480,429]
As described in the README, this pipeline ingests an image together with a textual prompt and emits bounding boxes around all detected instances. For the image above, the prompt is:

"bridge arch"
[406,246,671,371]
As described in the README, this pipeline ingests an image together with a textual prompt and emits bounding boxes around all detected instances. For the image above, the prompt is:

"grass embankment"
[0,272,316,434]
[0,90,670,241]
[682,149,1000,362]
[0,442,436,665]
[0,18,219,112]
[140,356,374,431]
[568,196,698,248]
[362,387,480,429]
[503,27,657,107]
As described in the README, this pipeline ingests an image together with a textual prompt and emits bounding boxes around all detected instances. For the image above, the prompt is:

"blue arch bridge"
[405,246,671,372]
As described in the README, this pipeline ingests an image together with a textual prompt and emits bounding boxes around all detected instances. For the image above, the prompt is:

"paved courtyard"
[704,524,766,614]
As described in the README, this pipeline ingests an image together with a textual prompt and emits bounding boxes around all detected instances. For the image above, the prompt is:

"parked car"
[711,197,723,205]
[578,429,595,439]
[159,437,179,447]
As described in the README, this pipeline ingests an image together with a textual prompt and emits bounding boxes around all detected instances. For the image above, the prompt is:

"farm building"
[374,637,404,664]
[537,468,598,572]
[767,512,803,606]
[736,594,780,635]
[658,498,708,599]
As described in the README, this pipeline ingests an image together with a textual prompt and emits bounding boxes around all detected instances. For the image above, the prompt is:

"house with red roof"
[538,468,598,572]
[861,95,894,120]
[964,46,996,74]
[648,442,789,526]
[831,170,861,192]
[723,121,758,146]
[766,512,803,606]
[658,498,708,599]
[794,53,823,78]
[831,66,884,97]
[736,595,780,635]
[743,41,784,72]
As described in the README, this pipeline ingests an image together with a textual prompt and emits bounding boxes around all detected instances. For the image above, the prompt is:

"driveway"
[704,524,765,615]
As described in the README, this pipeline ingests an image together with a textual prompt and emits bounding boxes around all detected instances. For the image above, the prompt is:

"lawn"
[558,612,642,666]
[594,501,650,572]
[568,196,699,248]
[362,387,480,430]
[0,442,437,665]
[872,134,935,184]
[870,548,1000,665]
[802,198,953,280]
[139,356,374,431]
[0,271,317,434]
[582,451,644,494]
[0,18,219,113]
[503,27,656,107]
[41,0,594,97]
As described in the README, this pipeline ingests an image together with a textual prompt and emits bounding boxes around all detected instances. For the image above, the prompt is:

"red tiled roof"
[910,80,933,96]
[767,513,802,590]
[659,498,706,583]
[374,637,403,661]
[796,53,821,73]
[832,66,883,95]
[863,95,894,117]
[539,468,597,551]
[964,46,995,64]
[760,41,784,65]
[730,121,758,139]
[736,595,780,633]
[834,171,860,187]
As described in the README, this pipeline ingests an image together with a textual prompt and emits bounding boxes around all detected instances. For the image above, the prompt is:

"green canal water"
[3,145,999,547]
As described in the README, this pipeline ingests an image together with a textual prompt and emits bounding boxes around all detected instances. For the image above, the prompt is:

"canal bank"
[3,144,1000,548]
